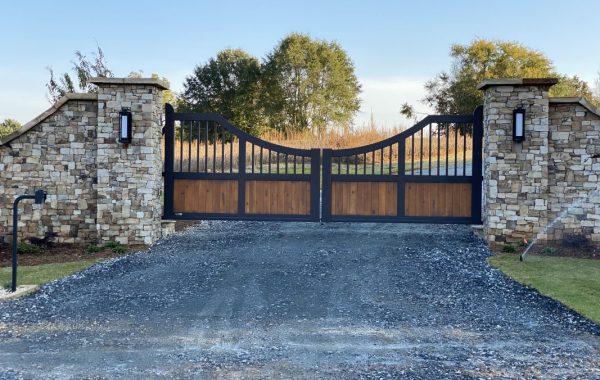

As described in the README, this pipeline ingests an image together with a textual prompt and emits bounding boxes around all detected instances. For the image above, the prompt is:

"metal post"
[11,190,46,292]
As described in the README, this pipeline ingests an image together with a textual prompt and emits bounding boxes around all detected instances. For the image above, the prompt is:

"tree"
[423,39,555,116]
[410,39,600,132]
[0,118,21,138]
[180,49,265,135]
[261,33,361,135]
[46,46,113,103]
[550,74,596,99]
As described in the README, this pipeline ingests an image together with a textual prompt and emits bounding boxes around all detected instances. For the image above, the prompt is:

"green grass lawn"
[0,260,98,289]
[489,254,600,324]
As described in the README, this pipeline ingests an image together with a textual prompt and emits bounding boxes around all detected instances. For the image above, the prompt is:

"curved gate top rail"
[163,104,320,222]
[322,106,483,224]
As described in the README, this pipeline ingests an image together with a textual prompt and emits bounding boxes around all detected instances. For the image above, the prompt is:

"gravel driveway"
[0,221,599,379]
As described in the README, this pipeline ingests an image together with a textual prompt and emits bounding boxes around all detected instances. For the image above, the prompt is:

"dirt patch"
[0,243,145,267]
[491,242,600,259]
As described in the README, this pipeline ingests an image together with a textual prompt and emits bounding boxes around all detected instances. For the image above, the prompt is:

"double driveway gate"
[163,104,483,224]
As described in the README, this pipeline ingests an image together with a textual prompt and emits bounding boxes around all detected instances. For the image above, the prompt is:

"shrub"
[105,241,127,254]
[502,244,516,253]
[17,242,41,255]
[86,244,101,254]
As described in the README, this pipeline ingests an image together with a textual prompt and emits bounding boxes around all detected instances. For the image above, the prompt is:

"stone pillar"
[90,78,168,245]
[477,78,558,244]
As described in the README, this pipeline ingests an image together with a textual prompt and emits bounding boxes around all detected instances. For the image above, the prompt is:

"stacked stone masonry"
[480,78,600,245]
[0,78,168,245]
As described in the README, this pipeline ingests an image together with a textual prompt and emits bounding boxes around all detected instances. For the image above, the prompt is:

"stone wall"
[0,78,169,245]
[0,94,98,243]
[479,78,600,245]
[93,78,166,245]
[547,99,600,242]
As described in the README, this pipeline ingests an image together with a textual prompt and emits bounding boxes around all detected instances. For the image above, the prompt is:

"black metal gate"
[321,106,483,224]
[163,104,320,221]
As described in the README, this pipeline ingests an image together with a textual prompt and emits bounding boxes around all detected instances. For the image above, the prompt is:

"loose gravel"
[0,221,599,379]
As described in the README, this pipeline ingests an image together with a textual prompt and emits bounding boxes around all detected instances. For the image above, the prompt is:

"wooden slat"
[404,183,472,217]
[331,182,397,216]
[245,180,311,215]
[174,179,238,214]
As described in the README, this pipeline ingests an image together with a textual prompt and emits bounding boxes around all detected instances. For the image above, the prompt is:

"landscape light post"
[12,189,47,292]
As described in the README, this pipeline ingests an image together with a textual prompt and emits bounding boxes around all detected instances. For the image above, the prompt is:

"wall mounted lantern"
[119,107,132,144]
[513,107,525,142]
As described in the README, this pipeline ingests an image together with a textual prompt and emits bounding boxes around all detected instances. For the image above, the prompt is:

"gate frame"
[321,106,483,224]
[163,104,321,222]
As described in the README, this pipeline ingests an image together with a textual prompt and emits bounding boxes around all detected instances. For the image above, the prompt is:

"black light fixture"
[513,107,525,142]
[119,107,132,144]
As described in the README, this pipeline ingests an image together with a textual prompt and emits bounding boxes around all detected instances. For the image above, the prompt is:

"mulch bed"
[0,221,199,268]
[0,244,147,267]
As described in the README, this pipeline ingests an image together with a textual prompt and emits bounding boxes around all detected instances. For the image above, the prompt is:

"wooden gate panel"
[404,183,471,217]
[245,180,311,215]
[331,182,397,216]
[173,179,238,214]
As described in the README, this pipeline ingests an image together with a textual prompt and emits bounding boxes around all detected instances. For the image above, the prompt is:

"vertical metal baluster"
[463,125,467,175]
[389,145,392,174]
[293,155,296,174]
[380,149,384,175]
[260,147,263,174]
[445,123,449,176]
[179,122,184,172]
[251,144,255,173]
[285,154,288,174]
[428,124,432,175]
[221,126,225,173]
[276,151,280,174]
[196,121,200,172]
[204,121,208,172]
[302,156,306,175]
[346,155,349,174]
[354,155,358,174]
[411,135,414,175]
[229,135,233,173]
[363,153,366,174]
[437,124,441,175]
[268,150,272,174]
[371,151,375,174]
[213,123,216,173]
[454,124,458,176]
[419,128,423,175]
[188,121,192,172]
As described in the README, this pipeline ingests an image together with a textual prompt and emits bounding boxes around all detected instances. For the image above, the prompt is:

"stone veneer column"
[90,78,168,245]
[477,78,558,244]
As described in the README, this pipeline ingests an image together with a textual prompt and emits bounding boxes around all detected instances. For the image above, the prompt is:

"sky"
[1,0,599,129]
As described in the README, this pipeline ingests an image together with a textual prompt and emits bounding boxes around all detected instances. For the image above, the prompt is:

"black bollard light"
[12,189,47,292]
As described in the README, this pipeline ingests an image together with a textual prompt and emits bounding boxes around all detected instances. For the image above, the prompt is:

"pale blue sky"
[1,0,599,128]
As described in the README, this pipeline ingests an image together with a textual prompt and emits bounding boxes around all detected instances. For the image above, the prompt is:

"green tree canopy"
[261,33,361,135]
[0,118,22,138]
[180,49,265,135]
[420,39,600,116]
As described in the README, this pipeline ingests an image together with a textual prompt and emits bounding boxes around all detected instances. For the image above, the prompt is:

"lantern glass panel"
[120,115,128,140]
[515,112,524,138]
